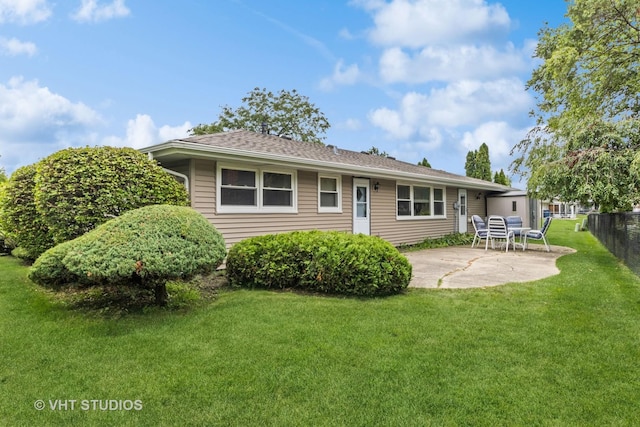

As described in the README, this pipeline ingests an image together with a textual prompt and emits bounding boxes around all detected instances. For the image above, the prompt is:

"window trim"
[396,182,447,220]
[216,163,297,213]
[317,174,342,213]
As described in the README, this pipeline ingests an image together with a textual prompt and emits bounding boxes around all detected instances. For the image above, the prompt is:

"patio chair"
[485,216,515,252]
[471,215,488,248]
[524,217,552,252]
[505,216,523,237]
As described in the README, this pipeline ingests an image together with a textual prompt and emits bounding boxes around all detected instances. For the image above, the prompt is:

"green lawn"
[2,218,640,425]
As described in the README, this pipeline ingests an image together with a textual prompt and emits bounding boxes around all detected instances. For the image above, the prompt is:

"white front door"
[353,178,370,235]
[458,189,467,234]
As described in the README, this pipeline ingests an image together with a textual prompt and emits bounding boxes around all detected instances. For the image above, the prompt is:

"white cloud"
[319,60,362,90]
[0,37,37,56]
[461,121,530,167]
[71,0,130,23]
[103,114,191,149]
[361,0,511,48]
[379,43,527,83]
[368,78,531,139]
[0,76,102,137]
[0,76,104,172]
[0,0,51,24]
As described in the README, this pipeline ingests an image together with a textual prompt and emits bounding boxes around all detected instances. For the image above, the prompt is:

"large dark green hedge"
[29,205,226,305]
[0,146,190,260]
[34,146,189,245]
[226,231,412,296]
[0,164,53,260]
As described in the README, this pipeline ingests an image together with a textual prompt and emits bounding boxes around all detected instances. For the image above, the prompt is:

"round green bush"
[0,164,53,260]
[226,231,412,296]
[29,205,226,305]
[1,147,190,260]
[34,146,189,246]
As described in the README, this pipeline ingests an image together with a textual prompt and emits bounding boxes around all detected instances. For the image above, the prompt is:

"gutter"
[147,151,190,192]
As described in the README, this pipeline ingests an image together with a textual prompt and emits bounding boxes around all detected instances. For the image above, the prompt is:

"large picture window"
[396,184,446,219]
[217,165,296,213]
[318,175,342,212]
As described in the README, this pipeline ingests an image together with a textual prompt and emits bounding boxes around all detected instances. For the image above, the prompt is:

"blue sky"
[0,0,568,180]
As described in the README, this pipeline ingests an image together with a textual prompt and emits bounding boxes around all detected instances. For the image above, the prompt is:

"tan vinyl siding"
[191,164,353,246]
[467,193,487,222]
[192,159,216,216]
[369,179,454,246]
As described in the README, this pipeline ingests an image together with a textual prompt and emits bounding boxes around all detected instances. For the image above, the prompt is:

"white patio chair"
[485,216,515,252]
[471,215,488,248]
[524,217,552,252]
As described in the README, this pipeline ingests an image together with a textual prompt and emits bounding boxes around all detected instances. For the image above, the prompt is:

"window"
[512,201,517,212]
[217,164,296,213]
[220,168,256,206]
[263,171,292,206]
[396,184,446,218]
[434,189,445,216]
[318,175,342,212]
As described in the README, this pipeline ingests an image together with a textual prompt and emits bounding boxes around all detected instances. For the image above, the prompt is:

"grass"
[2,218,640,425]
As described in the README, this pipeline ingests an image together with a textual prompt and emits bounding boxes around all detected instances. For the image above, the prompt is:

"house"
[140,130,511,247]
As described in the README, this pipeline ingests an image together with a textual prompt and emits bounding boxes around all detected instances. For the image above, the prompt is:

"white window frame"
[318,174,342,213]
[396,183,447,220]
[216,163,297,213]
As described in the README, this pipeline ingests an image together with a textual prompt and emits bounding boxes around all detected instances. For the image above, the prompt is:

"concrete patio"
[404,244,576,289]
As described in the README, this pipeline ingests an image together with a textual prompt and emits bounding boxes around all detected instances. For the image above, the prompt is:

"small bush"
[226,231,412,297]
[29,205,226,306]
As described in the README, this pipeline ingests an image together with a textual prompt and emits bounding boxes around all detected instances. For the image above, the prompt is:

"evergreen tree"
[417,157,431,167]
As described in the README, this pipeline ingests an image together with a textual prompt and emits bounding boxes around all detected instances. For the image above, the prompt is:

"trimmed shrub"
[34,146,189,246]
[28,240,82,288]
[29,205,226,305]
[0,164,53,260]
[226,231,412,296]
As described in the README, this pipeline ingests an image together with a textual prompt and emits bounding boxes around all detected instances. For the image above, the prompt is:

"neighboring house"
[140,130,510,247]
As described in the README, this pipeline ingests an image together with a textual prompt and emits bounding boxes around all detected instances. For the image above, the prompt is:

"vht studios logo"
[34,399,143,411]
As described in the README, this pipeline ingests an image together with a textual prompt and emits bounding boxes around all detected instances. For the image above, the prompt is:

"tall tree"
[464,151,477,178]
[511,0,640,212]
[493,169,511,186]
[417,157,431,167]
[191,87,330,144]
[476,143,492,181]
[465,143,492,181]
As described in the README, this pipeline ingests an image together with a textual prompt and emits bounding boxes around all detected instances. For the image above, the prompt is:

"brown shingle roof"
[153,129,509,190]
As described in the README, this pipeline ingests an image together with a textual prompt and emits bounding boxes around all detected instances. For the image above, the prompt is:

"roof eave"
[142,140,509,191]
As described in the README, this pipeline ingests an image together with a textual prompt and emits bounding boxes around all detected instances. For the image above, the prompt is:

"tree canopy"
[191,87,330,144]
[465,143,492,181]
[493,169,511,186]
[417,157,431,168]
[365,146,389,157]
[511,0,640,212]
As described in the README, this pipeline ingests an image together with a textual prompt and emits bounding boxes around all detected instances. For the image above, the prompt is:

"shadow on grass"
[48,271,230,317]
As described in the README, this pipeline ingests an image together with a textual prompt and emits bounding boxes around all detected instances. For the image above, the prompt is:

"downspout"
[163,168,189,193]
[147,152,190,192]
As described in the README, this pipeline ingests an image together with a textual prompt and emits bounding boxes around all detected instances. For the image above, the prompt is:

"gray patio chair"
[524,217,552,252]
[471,215,488,248]
[485,215,515,252]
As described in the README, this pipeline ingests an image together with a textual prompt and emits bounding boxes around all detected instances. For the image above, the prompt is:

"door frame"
[353,178,370,235]
[458,189,468,234]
